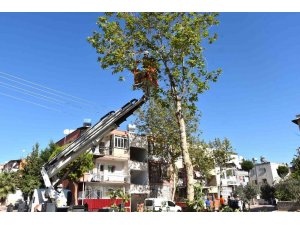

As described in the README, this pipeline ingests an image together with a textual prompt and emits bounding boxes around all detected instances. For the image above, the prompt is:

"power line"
[0,71,99,108]
[0,81,64,104]
[0,91,61,112]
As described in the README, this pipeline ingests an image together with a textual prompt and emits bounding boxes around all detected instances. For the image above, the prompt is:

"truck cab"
[144,198,182,212]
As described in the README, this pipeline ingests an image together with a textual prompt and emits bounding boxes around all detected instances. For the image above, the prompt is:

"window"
[149,163,162,183]
[108,165,115,173]
[114,136,128,149]
[96,190,102,199]
[262,179,267,184]
[168,201,175,207]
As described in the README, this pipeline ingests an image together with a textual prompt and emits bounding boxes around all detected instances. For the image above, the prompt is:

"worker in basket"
[132,51,159,96]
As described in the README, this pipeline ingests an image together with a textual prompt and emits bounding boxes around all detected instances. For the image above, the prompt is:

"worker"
[131,51,159,96]
[55,184,67,208]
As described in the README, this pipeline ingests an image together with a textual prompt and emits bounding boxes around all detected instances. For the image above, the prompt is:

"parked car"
[144,198,182,212]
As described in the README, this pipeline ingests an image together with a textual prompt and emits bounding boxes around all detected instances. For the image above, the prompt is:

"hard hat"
[57,184,63,188]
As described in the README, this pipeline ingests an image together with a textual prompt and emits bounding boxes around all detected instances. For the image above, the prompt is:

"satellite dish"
[63,129,70,135]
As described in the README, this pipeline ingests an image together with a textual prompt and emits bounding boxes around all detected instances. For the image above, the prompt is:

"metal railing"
[91,173,130,183]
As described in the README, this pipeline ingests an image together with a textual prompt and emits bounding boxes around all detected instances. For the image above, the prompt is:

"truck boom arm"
[41,95,147,188]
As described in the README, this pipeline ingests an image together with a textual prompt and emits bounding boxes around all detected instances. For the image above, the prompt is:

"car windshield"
[145,200,153,206]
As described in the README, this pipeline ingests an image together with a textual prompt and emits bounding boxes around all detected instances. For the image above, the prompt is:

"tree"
[135,98,201,200]
[19,143,44,199]
[0,172,19,204]
[260,183,275,203]
[40,140,57,164]
[186,183,205,212]
[277,165,289,178]
[189,140,215,180]
[241,160,254,173]
[108,188,130,212]
[209,138,234,197]
[233,184,259,210]
[49,145,94,205]
[274,177,300,202]
[88,12,221,201]
[291,148,300,178]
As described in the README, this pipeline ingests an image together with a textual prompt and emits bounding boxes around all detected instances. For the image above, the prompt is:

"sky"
[0,13,299,164]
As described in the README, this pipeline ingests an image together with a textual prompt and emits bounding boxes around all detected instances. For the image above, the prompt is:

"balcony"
[95,147,129,160]
[90,172,130,184]
[130,184,150,194]
[222,177,238,186]
[128,160,148,171]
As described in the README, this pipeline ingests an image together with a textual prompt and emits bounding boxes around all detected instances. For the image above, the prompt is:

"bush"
[274,177,300,202]
[260,184,275,202]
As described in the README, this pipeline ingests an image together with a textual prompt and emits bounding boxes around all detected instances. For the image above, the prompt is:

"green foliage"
[89,12,222,202]
[274,177,300,202]
[189,140,215,179]
[40,141,58,164]
[19,143,44,197]
[108,189,130,212]
[241,160,254,172]
[186,184,205,212]
[233,184,259,205]
[260,184,275,201]
[49,145,94,183]
[209,138,234,169]
[0,172,19,202]
[88,12,221,115]
[277,165,289,178]
[291,149,300,178]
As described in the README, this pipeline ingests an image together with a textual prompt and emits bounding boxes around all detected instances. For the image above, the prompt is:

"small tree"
[291,148,300,178]
[49,145,94,205]
[274,177,300,202]
[109,189,130,212]
[277,165,289,178]
[233,184,259,210]
[209,138,234,198]
[0,172,19,204]
[241,160,254,173]
[260,184,275,203]
[186,183,205,212]
[19,143,44,198]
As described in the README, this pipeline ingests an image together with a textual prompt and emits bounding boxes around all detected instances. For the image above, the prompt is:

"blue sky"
[0,13,299,164]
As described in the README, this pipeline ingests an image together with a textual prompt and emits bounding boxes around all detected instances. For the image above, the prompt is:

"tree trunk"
[169,162,177,201]
[175,97,194,202]
[71,181,78,205]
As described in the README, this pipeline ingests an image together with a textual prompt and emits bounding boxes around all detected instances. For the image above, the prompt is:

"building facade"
[249,160,288,186]
[57,124,150,212]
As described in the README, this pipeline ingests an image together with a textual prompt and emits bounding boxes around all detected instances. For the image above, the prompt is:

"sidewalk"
[249,204,277,212]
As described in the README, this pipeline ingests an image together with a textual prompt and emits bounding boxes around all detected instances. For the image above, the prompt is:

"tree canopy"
[241,160,254,172]
[277,165,289,178]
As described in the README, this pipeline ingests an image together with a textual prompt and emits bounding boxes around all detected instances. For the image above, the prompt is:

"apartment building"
[56,122,150,211]
[249,158,288,186]
[2,159,25,173]
[203,154,249,199]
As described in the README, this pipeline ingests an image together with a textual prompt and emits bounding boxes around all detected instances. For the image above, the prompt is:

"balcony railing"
[93,147,129,159]
[128,160,148,171]
[91,173,130,183]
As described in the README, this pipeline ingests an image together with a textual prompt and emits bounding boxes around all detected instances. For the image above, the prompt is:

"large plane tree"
[88,13,221,201]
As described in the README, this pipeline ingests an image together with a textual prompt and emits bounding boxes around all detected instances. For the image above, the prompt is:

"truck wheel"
[177,210,181,212]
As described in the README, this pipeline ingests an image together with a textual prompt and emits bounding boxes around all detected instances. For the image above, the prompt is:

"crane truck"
[29,95,147,212]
